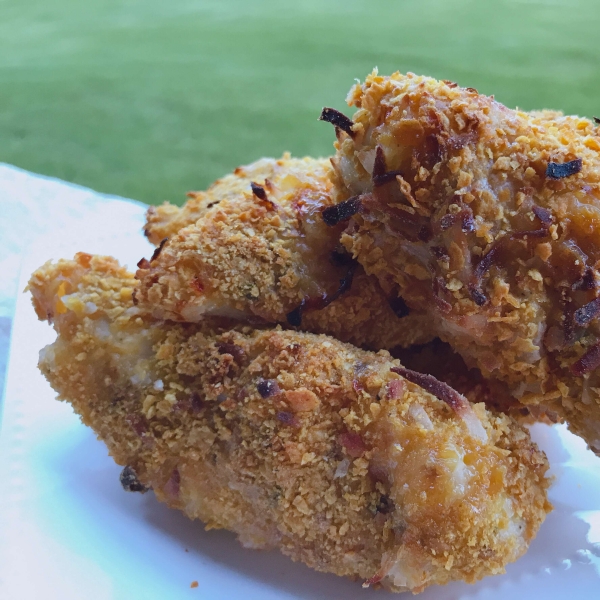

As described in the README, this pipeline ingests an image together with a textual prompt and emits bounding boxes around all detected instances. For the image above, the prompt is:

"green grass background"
[1,0,598,205]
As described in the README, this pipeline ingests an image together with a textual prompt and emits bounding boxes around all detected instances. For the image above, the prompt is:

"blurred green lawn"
[1,0,598,205]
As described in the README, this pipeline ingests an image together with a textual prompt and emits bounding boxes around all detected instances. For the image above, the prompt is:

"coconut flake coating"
[29,253,550,594]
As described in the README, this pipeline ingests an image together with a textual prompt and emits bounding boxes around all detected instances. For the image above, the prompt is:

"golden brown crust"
[144,154,326,245]
[334,70,600,451]
[394,338,562,425]
[137,156,434,350]
[138,156,344,322]
[29,254,550,594]
[300,269,434,350]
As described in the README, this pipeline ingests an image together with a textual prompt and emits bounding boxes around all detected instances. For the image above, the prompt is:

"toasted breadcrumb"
[144,155,306,245]
[333,70,600,452]
[394,338,562,425]
[137,155,433,350]
[28,253,550,594]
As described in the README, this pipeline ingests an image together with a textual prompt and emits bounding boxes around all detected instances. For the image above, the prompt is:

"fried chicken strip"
[330,70,600,450]
[144,155,305,245]
[29,253,550,594]
[136,155,433,350]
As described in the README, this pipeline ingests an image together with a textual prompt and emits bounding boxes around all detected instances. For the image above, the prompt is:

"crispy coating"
[333,70,600,451]
[29,253,550,594]
[137,155,433,350]
[300,269,433,350]
[394,339,560,425]
[144,155,306,245]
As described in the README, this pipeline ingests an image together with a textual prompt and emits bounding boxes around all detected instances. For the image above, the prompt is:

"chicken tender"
[330,70,600,450]
[29,253,550,594]
[136,155,433,350]
[144,155,313,245]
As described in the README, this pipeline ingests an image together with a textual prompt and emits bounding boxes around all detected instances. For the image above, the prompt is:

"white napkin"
[0,163,148,320]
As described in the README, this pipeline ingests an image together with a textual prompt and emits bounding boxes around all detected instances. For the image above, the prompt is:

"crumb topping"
[333,70,600,452]
[28,254,551,594]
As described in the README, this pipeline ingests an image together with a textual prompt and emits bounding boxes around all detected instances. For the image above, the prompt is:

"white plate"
[1,175,600,599]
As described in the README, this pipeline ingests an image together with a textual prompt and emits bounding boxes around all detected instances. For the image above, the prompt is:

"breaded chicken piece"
[136,156,433,350]
[329,70,600,451]
[299,269,433,350]
[394,339,560,424]
[29,253,550,594]
[144,155,306,245]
